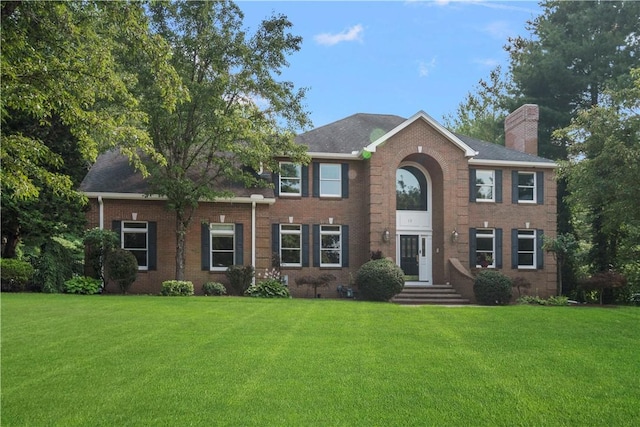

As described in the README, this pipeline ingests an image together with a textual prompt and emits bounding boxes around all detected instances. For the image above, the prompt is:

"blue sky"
[238,1,542,129]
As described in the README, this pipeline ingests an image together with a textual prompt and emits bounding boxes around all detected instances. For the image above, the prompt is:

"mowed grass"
[2,294,639,426]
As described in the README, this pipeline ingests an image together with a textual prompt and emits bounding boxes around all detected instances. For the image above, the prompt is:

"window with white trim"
[517,229,536,269]
[320,225,341,267]
[475,229,495,268]
[279,162,301,196]
[122,221,148,270]
[475,170,495,201]
[517,172,536,203]
[210,224,235,270]
[280,224,302,267]
[320,164,341,197]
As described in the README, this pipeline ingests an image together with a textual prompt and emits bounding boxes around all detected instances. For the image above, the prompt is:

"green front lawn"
[2,294,638,426]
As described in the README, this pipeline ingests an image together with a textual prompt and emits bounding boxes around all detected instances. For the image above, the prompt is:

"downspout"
[98,196,104,230]
[251,199,257,284]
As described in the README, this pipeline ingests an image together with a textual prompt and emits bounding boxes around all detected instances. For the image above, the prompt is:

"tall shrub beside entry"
[104,249,138,294]
[355,258,405,301]
[0,258,34,292]
[226,265,254,296]
[161,280,194,296]
[474,270,513,305]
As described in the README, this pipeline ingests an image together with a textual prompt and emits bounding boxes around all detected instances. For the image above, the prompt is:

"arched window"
[396,166,427,211]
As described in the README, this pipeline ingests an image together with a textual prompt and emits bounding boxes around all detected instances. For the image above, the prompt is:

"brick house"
[79,104,557,301]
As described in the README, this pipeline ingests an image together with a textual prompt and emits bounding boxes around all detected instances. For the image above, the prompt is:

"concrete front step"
[392,285,470,305]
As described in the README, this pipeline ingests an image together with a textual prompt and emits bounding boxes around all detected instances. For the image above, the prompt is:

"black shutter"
[235,224,244,265]
[201,223,210,270]
[469,169,477,202]
[341,163,349,198]
[148,222,157,271]
[495,228,503,269]
[536,171,544,205]
[273,173,280,197]
[511,229,518,269]
[313,224,320,267]
[495,170,503,203]
[312,162,319,197]
[272,224,280,258]
[512,170,519,204]
[301,165,309,197]
[537,229,544,269]
[112,220,122,246]
[469,228,477,268]
[302,224,310,267]
[342,225,349,267]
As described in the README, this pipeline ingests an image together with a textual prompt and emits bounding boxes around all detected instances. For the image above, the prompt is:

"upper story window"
[121,221,148,270]
[279,162,301,196]
[512,170,543,205]
[319,164,341,197]
[475,170,495,201]
[209,224,235,270]
[396,166,427,211]
[517,172,536,203]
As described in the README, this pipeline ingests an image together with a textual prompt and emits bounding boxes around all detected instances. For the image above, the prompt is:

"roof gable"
[364,111,478,158]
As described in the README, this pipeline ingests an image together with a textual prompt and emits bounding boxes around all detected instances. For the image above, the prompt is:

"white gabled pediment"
[362,110,478,158]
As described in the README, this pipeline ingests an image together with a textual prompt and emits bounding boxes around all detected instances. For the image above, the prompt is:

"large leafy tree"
[1,1,181,259]
[556,68,640,275]
[145,1,310,280]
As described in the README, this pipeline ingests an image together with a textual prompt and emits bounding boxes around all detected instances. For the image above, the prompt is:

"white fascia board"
[468,158,558,169]
[82,192,276,204]
[307,151,362,160]
[363,110,478,157]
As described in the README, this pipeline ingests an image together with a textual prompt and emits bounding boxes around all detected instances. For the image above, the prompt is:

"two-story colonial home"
[80,104,557,302]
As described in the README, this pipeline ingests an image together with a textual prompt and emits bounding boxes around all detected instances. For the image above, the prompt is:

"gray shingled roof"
[296,112,554,164]
[295,113,406,153]
[79,149,275,198]
[455,133,555,164]
[80,112,555,195]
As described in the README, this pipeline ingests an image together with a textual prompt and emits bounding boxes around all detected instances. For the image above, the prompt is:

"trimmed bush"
[202,281,227,296]
[355,258,405,301]
[474,270,513,305]
[245,279,291,298]
[64,276,102,295]
[226,265,254,295]
[0,258,34,292]
[105,249,138,294]
[161,280,194,296]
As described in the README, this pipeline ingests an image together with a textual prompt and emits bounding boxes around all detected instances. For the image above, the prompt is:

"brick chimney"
[504,104,539,155]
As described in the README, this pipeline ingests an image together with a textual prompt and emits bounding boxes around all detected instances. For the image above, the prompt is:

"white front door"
[418,234,432,284]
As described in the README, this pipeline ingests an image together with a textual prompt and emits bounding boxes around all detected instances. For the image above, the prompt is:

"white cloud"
[314,24,364,46]
[473,58,500,68]
[418,57,437,77]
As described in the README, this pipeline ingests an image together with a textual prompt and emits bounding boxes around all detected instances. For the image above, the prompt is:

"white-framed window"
[279,162,301,196]
[475,170,495,201]
[210,224,235,270]
[122,221,148,270]
[475,229,495,268]
[320,225,341,267]
[517,172,536,203]
[319,163,341,197]
[517,229,536,269]
[280,224,302,267]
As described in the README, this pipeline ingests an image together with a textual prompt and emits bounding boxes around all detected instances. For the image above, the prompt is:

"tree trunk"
[2,226,20,259]
[175,212,188,281]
